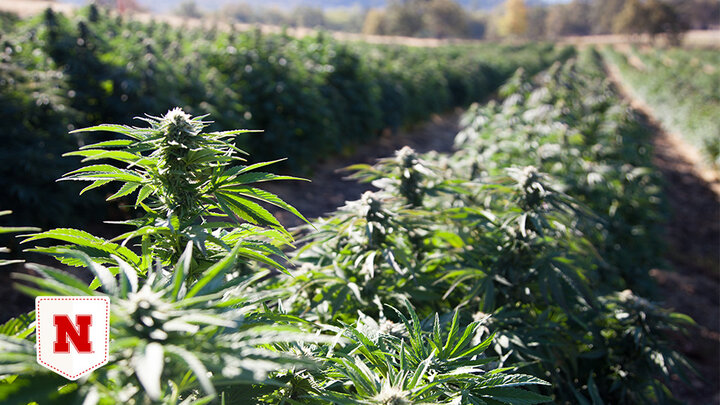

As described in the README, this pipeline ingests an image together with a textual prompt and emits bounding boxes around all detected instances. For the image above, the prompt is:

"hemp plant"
[2,243,319,404]
[0,109,325,403]
[24,107,308,280]
[1,108,552,404]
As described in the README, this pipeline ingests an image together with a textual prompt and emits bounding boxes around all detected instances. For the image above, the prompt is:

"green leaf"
[70,124,146,139]
[476,387,552,404]
[219,187,309,224]
[25,263,96,296]
[215,192,282,228]
[456,332,495,359]
[114,255,139,297]
[79,139,135,149]
[172,242,193,299]
[63,149,144,163]
[107,182,141,201]
[233,159,287,175]
[185,242,241,298]
[165,345,215,396]
[63,164,126,176]
[478,374,551,389]
[587,375,604,405]
[135,185,154,206]
[21,228,140,265]
[219,171,307,185]
[133,342,165,401]
[0,374,78,404]
[59,250,118,294]
[80,179,111,195]
[0,311,35,337]
[0,227,39,235]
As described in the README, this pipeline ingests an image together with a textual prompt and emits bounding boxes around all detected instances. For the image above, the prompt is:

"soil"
[263,111,462,228]
[605,60,720,404]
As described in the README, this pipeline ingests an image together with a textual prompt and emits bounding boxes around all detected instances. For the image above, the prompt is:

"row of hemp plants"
[0,108,550,404]
[279,49,694,403]
[0,5,569,228]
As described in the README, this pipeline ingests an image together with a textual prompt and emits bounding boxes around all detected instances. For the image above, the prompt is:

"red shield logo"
[36,297,110,380]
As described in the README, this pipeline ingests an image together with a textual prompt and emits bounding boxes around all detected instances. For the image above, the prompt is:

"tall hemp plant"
[29,107,308,277]
[0,108,550,404]
[0,108,320,403]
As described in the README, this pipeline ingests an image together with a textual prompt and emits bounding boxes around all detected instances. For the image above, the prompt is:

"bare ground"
[264,111,462,228]
[561,31,720,49]
[605,60,720,404]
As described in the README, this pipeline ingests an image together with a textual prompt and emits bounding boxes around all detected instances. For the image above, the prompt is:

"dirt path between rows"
[264,110,462,228]
[605,59,720,404]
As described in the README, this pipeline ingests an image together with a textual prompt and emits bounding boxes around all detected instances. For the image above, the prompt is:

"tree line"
[166,0,720,41]
[365,0,718,40]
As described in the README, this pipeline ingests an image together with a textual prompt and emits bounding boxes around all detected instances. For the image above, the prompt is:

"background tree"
[499,0,528,37]
[385,0,426,36]
[544,0,591,38]
[524,5,547,39]
[175,0,202,19]
[466,12,488,38]
[612,0,687,44]
[362,0,470,38]
[670,0,720,30]
[589,0,626,34]
[646,0,687,45]
[613,0,648,35]
[424,0,469,38]
[362,8,387,34]
[220,2,254,23]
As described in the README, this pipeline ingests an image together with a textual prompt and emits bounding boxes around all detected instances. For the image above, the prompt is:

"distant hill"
[60,0,558,13]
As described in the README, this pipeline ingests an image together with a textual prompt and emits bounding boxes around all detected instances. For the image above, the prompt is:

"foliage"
[613,0,649,36]
[0,110,547,404]
[0,12,695,402]
[499,0,528,37]
[501,0,711,39]
[0,28,91,228]
[2,247,318,404]
[280,49,694,403]
[612,0,687,42]
[0,6,565,230]
[543,1,591,38]
[0,211,39,267]
[318,303,551,404]
[362,0,470,38]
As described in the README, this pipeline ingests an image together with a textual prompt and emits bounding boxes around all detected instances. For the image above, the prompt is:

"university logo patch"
[36,296,110,380]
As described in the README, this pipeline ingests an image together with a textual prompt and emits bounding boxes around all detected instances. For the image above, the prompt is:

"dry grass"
[561,30,720,49]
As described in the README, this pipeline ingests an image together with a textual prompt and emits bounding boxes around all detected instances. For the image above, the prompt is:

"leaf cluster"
[0,108,546,404]
[284,49,694,404]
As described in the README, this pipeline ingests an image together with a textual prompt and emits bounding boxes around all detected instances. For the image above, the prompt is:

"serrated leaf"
[107,182,141,201]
